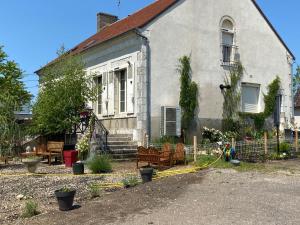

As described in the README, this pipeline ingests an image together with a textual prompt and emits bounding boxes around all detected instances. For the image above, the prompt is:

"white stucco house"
[37,0,295,147]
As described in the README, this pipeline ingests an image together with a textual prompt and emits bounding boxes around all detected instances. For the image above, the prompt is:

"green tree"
[31,47,97,135]
[293,66,300,95]
[178,56,198,130]
[0,46,32,156]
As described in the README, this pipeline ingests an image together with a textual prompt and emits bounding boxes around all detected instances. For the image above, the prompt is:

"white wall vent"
[160,106,181,137]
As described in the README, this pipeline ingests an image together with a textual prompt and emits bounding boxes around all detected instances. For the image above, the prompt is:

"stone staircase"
[106,134,138,160]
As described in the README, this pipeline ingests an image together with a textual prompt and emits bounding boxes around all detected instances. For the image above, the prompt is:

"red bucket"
[63,150,78,167]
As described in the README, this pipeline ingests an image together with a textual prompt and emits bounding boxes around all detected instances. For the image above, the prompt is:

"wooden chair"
[36,141,64,165]
[173,143,186,165]
[159,143,172,167]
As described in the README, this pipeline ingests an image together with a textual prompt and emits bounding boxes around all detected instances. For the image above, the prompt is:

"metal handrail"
[90,112,109,151]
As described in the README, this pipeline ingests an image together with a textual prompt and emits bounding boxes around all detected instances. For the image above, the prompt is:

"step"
[111,153,137,160]
[106,141,135,145]
[108,134,133,138]
[108,145,137,150]
[107,137,132,142]
[109,149,137,154]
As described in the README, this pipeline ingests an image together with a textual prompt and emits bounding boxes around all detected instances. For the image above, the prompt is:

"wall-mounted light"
[219,84,231,90]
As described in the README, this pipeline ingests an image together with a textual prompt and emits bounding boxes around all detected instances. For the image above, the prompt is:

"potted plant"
[22,156,42,173]
[74,134,90,175]
[139,166,154,183]
[54,187,76,211]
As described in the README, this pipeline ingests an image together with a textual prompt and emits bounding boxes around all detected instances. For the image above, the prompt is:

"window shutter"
[92,77,97,113]
[102,72,108,116]
[176,107,181,137]
[126,63,134,114]
[160,107,165,137]
[160,106,181,137]
[242,85,259,113]
[107,71,115,115]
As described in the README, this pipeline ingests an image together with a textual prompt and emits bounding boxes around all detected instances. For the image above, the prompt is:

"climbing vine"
[178,56,198,129]
[263,76,281,117]
[239,76,281,130]
[222,62,243,131]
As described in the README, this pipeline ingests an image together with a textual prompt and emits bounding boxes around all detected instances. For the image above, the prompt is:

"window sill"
[98,114,136,120]
[221,62,238,67]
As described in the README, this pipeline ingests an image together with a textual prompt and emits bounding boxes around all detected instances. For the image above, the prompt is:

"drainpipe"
[290,57,295,119]
[135,29,151,140]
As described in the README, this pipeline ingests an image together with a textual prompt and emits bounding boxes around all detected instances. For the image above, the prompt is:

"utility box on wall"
[160,106,181,137]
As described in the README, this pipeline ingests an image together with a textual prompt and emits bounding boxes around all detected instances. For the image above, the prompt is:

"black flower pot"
[73,162,84,175]
[54,190,76,211]
[139,167,154,183]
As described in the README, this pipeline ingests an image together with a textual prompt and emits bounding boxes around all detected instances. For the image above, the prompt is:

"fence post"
[295,130,298,153]
[231,138,236,149]
[145,134,149,148]
[264,131,268,155]
[193,136,197,162]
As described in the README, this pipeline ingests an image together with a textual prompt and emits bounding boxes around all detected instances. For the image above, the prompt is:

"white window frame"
[220,17,237,66]
[241,83,261,113]
[119,69,127,114]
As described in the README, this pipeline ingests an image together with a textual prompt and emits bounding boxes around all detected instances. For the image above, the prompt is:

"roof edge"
[251,0,295,60]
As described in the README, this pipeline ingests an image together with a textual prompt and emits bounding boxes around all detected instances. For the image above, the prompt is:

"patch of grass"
[22,200,39,218]
[196,155,266,172]
[88,184,102,198]
[87,154,112,174]
[122,176,140,188]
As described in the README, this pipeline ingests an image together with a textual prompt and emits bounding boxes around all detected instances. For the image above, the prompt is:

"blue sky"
[0,0,299,100]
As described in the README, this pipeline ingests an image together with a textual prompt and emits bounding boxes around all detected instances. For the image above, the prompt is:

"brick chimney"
[97,12,118,32]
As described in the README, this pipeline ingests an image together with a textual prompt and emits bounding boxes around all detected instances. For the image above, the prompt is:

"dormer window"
[220,18,237,65]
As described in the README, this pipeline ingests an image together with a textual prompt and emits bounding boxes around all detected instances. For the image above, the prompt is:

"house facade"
[38,0,295,145]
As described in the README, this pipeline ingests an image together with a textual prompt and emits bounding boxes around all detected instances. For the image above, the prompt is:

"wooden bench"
[36,141,64,165]
[136,144,172,169]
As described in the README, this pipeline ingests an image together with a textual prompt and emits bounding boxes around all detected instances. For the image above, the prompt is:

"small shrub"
[22,200,39,218]
[279,142,290,154]
[270,142,291,160]
[202,127,226,143]
[88,184,102,198]
[87,154,112,174]
[152,136,180,144]
[76,133,90,161]
[122,176,140,188]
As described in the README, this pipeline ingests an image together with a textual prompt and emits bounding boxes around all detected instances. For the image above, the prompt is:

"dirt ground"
[9,159,300,225]
[0,160,148,224]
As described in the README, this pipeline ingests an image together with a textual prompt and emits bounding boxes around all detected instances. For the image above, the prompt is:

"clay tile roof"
[295,89,300,108]
[73,0,177,55]
[36,0,177,73]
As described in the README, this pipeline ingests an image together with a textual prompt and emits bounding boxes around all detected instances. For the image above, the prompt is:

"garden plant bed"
[0,160,192,224]
[0,161,143,224]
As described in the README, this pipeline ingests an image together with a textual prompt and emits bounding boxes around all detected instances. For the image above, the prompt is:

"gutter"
[134,29,151,140]
[291,59,296,118]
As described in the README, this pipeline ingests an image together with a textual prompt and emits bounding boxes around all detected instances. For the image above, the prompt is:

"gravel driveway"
[19,166,300,225]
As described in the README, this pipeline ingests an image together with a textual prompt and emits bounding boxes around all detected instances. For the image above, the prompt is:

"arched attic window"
[220,18,237,65]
